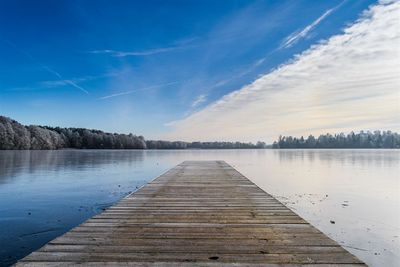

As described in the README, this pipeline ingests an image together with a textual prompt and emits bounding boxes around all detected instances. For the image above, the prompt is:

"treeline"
[0,116,146,149]
[272,131,400,149]
[0,116,265,150]
[146,140,266,149]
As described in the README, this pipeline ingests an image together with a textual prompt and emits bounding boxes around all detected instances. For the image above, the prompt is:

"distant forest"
[2,116,399,150]
[0,116,266,150]
[272,131,400,149]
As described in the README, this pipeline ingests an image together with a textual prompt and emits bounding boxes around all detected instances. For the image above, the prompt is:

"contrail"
[281,0,347,49]
[100,81,180,99]
[3,39,90,94]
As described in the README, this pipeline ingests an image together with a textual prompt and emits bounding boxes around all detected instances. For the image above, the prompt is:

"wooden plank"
[15,263,365,267]
[38,244,347,254]
[15,161,366,266]
[19,252,362,264]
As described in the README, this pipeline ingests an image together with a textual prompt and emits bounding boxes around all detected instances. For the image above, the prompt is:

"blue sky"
[1,0,398,142]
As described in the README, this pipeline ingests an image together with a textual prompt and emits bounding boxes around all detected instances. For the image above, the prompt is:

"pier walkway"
[16,161,365,266]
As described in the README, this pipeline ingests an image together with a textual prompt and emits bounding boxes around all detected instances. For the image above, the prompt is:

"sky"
[0,0,399,142]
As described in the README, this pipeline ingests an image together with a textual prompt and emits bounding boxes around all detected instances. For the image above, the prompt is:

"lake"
[0,149,399,266]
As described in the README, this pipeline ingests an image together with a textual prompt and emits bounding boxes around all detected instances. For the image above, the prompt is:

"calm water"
[0,149,399,266]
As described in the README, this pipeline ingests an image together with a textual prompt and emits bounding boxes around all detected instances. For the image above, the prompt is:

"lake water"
[0,149,399,266]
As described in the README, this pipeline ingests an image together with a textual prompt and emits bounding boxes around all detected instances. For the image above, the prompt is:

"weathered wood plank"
[38,244,348,254]
[15,161,365,266]
[15,263,365,267]
[20,251,362,264]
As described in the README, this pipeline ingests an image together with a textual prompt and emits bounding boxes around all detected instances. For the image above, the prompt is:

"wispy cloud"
[163,120,180,127]
[164,0,400,142]
[3,40,90,94]
[191,94,207,108]
[38,72,89,94]
[281,1,345,49]
[89,46,183,57]
[100,81,180,99]
[40,77,90,88]
[60,79,89,94]
[198,57,268,93]
[89,38,197,57]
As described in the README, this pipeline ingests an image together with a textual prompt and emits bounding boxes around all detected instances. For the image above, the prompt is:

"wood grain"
[15,161,365,266]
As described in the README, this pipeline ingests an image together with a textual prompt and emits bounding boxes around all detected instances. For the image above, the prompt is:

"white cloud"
[40,77,92,94]
[281,1,344,48]
[99,81,180,100]
[89,38,197,57]
[90,47,181,57]
[191,94,207,108]
[164,0,400,142]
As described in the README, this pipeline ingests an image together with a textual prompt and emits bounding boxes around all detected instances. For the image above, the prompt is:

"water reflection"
[275,149,399,168]
[0,150,148,183]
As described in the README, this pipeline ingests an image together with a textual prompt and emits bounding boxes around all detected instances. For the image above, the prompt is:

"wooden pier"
[16,161,365,266]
